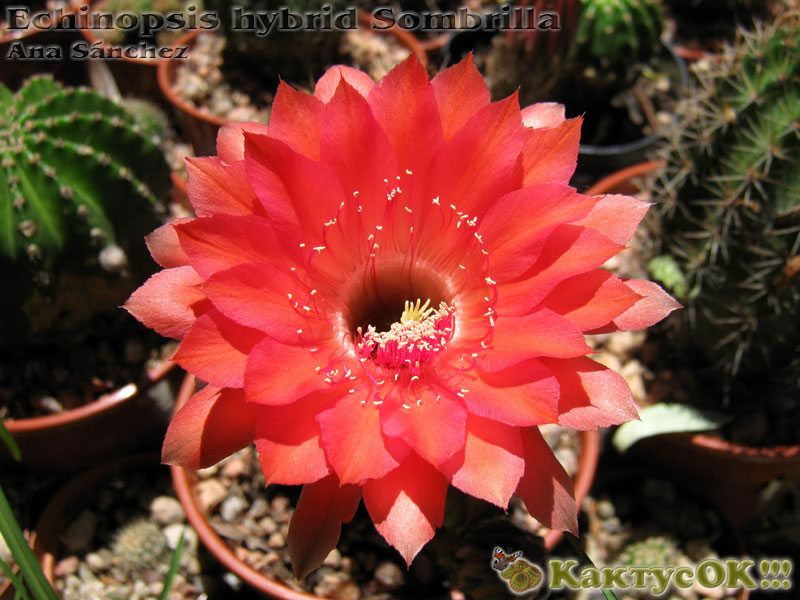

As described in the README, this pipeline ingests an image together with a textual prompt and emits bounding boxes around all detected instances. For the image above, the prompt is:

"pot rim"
[584,160,664,196]
[34,453,166,587]
[78,0,165,65]
[3,359,175,434]
[157,12,429,129]
[0,0,85,44]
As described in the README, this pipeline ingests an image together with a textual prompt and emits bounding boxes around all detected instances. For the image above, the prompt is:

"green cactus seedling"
[111,518,168,574]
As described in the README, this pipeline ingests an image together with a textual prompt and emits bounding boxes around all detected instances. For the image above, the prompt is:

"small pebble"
[195,479,227,512]
[54,556,80,577]
[374,561,405,590]
[150,496,186,525]
[267,532,285,549]
[220,494,248,522]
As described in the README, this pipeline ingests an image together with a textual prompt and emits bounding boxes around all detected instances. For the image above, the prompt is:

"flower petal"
[255,393,333,486]
[522,117,582,186]
[380,389,467,469]
[515,427,577,534]
[217,122,268,164]
[367,56,443,177]
[162,385,260,469]
[608,279,682,331]
[244,132,347,241]
[431,54,491,140]
[268,81,324,160]
[173,310,264,388]
[544,270,643,332]
[124,266,207,339]
[498,225,625,316]
[363,453,448,565]
[185,157,262,217]
[320,79,398,230]
[203,262,331,343]
[541,356,638,429]
[572,194,651,245]
[317,392,401,484]
[481,308,592,372]
[175,214,284,279]
[244,336,327,406]
[458,359,560,426]
[480,185,596,282]
[314,64,375,103]
[145,219,191,268]
[442,415,525,509]
[288,475,361,579]
[423,94,525,219]
[521,102,565,129]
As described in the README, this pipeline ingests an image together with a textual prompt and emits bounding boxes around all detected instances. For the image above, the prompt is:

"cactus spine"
[652,16,800,387]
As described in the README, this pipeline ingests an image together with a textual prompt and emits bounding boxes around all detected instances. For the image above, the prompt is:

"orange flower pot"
[1,360,177,473]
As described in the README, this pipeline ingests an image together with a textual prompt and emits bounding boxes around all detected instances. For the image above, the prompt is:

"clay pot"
[170,374,601,598]
[635,434,800,527]
[1,360,177,473]
[32,454,166,592]
[0,1,88,89]
[77,0,168,101]
[158,14,429,156]
[584,160,664,196]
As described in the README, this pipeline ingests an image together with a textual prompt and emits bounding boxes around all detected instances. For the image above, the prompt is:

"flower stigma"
[356,299,455,374]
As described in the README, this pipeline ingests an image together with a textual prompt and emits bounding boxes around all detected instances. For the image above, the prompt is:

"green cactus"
[93,0,189,45]
[573,0,663,69]
[0,75,169,342]
[121,98,173,145]
[618,535,679,567]
[652,16,800,387]
[111,518,168,574]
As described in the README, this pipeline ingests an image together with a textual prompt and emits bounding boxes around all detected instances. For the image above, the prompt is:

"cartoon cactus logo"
[491,547,543,594]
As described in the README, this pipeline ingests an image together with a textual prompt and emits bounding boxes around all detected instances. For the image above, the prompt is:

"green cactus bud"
[653,16,800,386]
[111,518,168,575]
[573,0,664,68]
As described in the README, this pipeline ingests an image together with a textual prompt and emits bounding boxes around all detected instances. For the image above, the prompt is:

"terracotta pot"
[32,453,166,592]
[158,15,428,156]
[171,374,601,597]
[170,170,190,210]
[584,160,665,196]
[0,1,88,89]
[635,433,800,528]
[1,360,177,473]
[77,0,167,101]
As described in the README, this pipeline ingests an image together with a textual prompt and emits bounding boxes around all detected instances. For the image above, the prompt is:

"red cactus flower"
[126,55,679,576]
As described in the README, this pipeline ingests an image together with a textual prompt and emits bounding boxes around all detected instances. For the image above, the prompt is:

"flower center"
[356,298,455,373]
